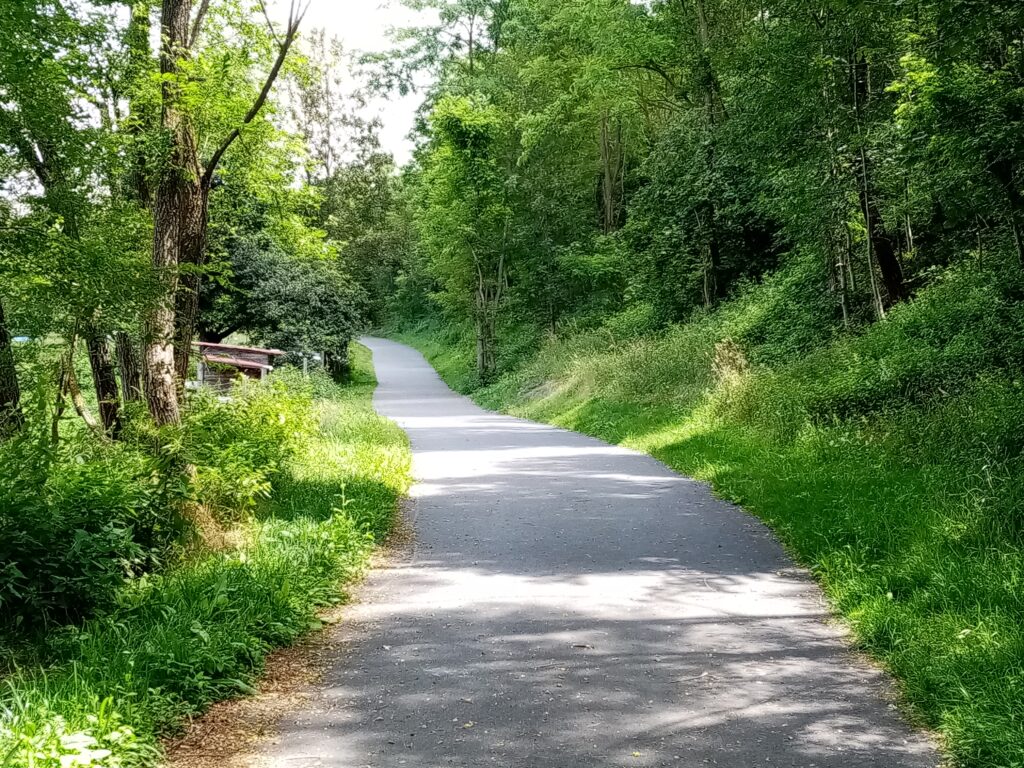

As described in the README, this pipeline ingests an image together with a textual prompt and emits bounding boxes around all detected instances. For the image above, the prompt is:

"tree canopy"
[377,0,1024,382]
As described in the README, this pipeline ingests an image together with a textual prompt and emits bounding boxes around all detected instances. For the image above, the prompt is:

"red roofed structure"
[194,341,286,390]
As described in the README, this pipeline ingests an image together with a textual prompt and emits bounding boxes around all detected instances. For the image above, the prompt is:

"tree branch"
[613,61,679,90]
[189,0,212,48]
[202,1,309,186]
[258,0,282,47]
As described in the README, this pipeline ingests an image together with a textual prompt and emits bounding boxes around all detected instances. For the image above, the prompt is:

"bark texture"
[0,299,23,436]
[144,0,196,426]
[115,331,144,402]
[475,268,501,384]
[172,184,210,385]
[85,326,122,436]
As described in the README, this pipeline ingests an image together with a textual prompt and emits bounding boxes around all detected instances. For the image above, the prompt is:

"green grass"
[397,302,1024,767]
[0,343,411,768]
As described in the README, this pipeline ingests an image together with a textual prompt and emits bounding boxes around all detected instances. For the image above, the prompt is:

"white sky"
[297,0,429,165]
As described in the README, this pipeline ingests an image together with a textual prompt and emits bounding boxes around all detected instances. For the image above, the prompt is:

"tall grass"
[400,264,1024,768]
[0,344,411,768]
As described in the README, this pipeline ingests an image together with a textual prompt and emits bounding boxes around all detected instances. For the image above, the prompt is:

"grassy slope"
[0,344,411,768]
[397,283,1024,768]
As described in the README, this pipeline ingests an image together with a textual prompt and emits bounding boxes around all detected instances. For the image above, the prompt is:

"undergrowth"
[0,344,411,767]
[398,263,1024,768]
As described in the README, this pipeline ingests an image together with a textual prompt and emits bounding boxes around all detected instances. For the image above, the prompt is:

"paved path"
[269,337,937,768]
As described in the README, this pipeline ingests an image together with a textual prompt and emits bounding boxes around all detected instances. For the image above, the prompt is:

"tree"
[144,0,307,426]
[418,95,511,381]
[240,242,366,379]
[286,31,403,324]
[0,0,135,437]
[0,299,21,437]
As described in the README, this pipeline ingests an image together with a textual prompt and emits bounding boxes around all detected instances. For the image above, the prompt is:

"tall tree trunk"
[0,299,23,437]
[851,47,904,308]
[857,169,905,305]
[598,112,625,234]
[835,246,850,327]
[699,209,719,309]
[80,325,122,434]
[143,0,197,427]
[85,326,122,436]
[475,268,499,383]
[844,223,857,293]
[143,298,180,425]
[822,39,850,328]
[115,331,144,402]
[120,1,156,412]
[685,0,723,307]
[475,311,496,383]
[172,185,210,385]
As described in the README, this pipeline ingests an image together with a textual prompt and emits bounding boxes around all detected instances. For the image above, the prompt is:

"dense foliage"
[1,350,410,768]
[0,0,392,623]
[0,0,390,448]
[377,1,1024,765]
[381,0,1024,382]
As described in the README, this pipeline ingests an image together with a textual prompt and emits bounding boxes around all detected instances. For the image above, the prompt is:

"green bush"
[602,301,661,341]
[0,435,170,630]
[784,268,1024,421]
[0,511,374,768]
[184,371,316,517]
[0,371,324,631]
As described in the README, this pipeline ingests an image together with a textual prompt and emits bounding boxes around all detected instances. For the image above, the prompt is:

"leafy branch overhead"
[202,0,311,185]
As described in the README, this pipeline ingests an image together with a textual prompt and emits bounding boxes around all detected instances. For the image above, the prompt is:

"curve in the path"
[269,337,938,768]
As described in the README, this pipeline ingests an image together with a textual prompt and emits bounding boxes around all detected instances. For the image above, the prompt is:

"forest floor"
[254,337,938,768]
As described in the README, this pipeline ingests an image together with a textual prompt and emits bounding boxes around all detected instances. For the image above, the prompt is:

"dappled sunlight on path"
[267,337,937,768]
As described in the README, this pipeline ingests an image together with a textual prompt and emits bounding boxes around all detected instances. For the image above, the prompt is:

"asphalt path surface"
[268,337,938,768]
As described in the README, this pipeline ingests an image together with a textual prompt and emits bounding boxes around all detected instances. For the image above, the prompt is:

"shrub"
[0,368,321,632]
[183,372,316,517]
[0,435,169,630]
[791,267,1024,421]
[602,301,661,341]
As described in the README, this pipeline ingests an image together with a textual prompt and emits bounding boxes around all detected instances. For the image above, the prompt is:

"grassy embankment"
[397,266,1024,768]
[0,344,411,767]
